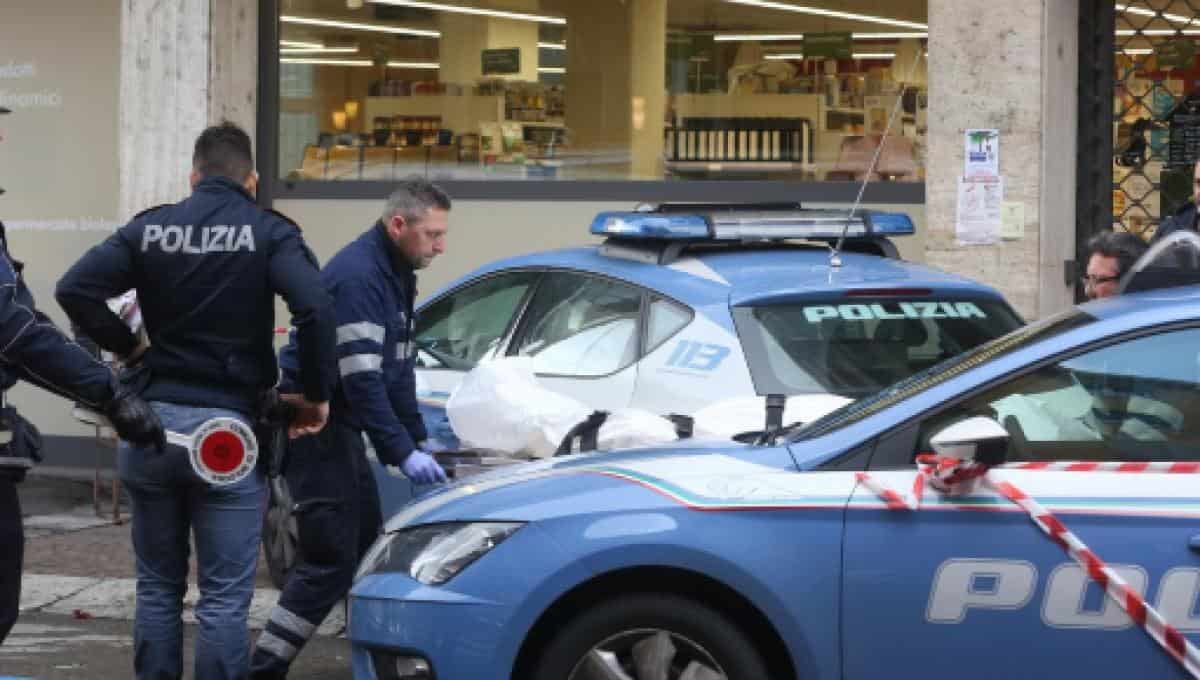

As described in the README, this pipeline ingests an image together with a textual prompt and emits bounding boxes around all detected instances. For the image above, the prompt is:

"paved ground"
[2,475,352,680]
[0,612,353,680]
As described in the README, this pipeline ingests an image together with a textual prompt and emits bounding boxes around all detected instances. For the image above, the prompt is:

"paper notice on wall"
[956,177,1003,245]
[999,202,1025,240]
[964,129,1000,179]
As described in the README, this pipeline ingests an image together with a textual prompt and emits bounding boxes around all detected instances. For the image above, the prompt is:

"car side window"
[645,296,693,351]
[514,272,643,377]
[414,271,538,369]
[916,328,1200,462]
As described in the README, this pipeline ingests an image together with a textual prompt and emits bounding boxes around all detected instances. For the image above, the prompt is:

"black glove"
[106,393,165,452]
[106,363,165,452]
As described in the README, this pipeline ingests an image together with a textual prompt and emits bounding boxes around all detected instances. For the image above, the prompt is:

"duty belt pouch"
[254,389,292,478]
[0,405,43,482]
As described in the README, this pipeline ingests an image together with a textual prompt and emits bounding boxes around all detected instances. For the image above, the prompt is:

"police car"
[409,205,1019,450]
[347,234,1200,680]
[260,204,1020,586]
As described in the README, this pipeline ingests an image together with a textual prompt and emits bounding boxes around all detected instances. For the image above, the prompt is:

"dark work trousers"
[250,416,381,679]
[0,473,23,645]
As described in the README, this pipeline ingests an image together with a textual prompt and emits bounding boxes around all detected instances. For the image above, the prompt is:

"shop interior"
[1112,1,1200,238]
[276,0,928,183]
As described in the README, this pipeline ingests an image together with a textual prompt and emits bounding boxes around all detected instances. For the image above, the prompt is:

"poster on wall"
[964,128,1000,179]
[956,176,1003,245]
[0,0,119,233]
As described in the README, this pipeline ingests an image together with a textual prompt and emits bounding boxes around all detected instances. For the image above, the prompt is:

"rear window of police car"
[733,296,1023,399]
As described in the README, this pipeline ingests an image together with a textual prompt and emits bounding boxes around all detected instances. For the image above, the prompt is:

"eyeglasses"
[1081,274,1120,286]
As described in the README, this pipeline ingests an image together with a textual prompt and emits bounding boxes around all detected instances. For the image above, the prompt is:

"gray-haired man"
[251,177,451,678]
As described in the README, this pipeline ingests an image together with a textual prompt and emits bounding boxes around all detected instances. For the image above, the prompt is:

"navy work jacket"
[56,177,335,416]
[0,221,113,407]
[280,222,426,466]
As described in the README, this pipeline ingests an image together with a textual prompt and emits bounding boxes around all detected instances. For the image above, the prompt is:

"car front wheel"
[532,594,769,680]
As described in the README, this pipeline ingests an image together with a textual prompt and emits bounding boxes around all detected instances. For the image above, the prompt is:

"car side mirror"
[929,416,1009,467]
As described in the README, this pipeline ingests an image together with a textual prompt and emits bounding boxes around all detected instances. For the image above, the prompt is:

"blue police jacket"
[279,222,427,466]
[56,176,336,416]
[0,221,114,407]
[1152,201,1198,243]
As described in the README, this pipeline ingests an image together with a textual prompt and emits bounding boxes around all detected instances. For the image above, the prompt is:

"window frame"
[412,268,543,371]
[506,269,656,380]
[255,0,926,206]
[865,320,1200,469]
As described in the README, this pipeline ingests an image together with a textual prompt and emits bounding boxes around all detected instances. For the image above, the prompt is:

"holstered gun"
[255,389,296,480]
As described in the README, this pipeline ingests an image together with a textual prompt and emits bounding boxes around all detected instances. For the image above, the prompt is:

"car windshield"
[790,308,1096,440]
[733,297,1023,400]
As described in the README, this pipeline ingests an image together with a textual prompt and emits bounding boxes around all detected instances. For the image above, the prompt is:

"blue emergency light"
[590,208,915,241]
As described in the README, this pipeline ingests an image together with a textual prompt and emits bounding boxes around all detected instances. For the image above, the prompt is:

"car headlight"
[354,522,523,585]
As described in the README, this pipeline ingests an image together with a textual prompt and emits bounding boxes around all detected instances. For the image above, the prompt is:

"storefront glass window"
[273,0,928,184]
[1112,1,1200,239]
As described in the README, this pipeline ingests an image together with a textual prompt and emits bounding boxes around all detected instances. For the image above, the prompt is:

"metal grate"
[1111,1,1200,242]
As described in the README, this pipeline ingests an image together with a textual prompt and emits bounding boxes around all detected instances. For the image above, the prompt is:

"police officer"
[250,177,449,678]
[0,106,164,646]
[56,122,336,680]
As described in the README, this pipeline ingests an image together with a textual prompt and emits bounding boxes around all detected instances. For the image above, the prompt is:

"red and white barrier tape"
[1012,461,1200,474]
[857,457,1200,678]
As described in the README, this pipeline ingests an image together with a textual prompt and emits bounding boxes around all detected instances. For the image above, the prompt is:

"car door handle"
[1190,534,1200,552]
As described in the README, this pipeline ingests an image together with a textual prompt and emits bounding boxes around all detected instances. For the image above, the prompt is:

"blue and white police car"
[347,235,1200,680]
[409,204,1019,452]
[265,203,1023,587]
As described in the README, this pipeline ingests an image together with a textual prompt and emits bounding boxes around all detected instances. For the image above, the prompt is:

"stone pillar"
[629,0,667,179]
[925,0,1074,320]
[564,2,632,151]
[119,0,257,219]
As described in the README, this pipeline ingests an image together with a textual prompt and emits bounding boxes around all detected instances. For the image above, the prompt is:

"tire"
[261,475,298,590]
[531,594,770,680]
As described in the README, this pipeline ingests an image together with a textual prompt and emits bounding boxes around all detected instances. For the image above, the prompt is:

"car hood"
[383,440,798,531]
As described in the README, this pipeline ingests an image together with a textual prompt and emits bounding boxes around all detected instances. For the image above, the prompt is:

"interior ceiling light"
[1115,3,1196,26]
[1122,48,1154,55]
[281,14,440,37]
[765,51,896,60]
[279,57,440,69]
[368,0,566,24]
[1116,28,1200,36]
[280,39,325,49]
[715,31,927,41]
[281,57,373,66]
[280,46,360,54]
[537,66,566,74]
[715,33,805,41]
[387,60,441,69]
[537,42,567,50]
[720,1,926,30]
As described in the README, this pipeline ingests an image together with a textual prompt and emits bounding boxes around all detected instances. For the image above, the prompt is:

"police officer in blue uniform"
[0,105,164,646]
[56,122,336,680]
[250,177,450,679]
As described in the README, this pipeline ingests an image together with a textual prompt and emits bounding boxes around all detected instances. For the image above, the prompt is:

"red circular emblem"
[198,430,245,474]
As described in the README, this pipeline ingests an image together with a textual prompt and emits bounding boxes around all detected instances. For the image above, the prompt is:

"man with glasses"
[1082,230,1148,300]
[1152,158,1200,243]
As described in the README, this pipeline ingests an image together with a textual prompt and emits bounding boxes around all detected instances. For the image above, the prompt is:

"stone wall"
[119,0,257,219]
[925,0,1043,319]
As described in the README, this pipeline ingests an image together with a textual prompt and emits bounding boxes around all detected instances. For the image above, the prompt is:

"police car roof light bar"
[589,208,914,242]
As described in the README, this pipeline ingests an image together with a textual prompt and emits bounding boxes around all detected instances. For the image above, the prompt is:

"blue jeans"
[119,401,266,680]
